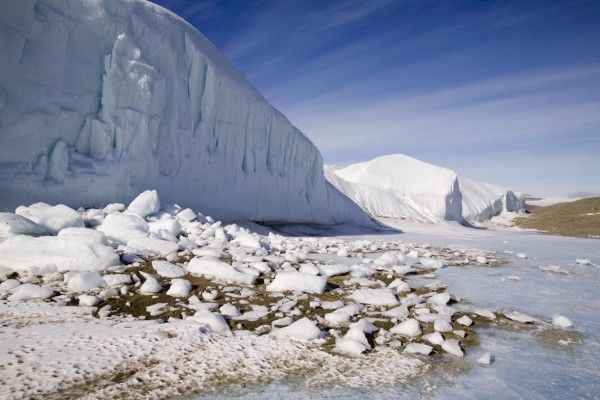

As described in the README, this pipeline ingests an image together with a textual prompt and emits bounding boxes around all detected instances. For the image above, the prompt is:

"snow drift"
[327,154,523,223]
[0,0,369,225]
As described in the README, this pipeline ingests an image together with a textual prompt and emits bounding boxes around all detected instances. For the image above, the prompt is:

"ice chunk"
[67,272,107,292]
[127,237,179,256]
[166,279,192,297]
[219,303,241,318]
[267,271,327,294]
[97,213,149,245]
[188,257,256,285]
[335,337,369,356]
[0,235,119,272]
[58,227,109,246]
[391,318,421,337]
[575,258,592,266]
[423,332,444,346]
[126,190,160,218]
[552,315,573,329]
[503,310,536,323]
[139,276,162,294]
[434,320,453,333]
[441,339,464,357]
[427,292,451,306]
[7,284,54,301]
[152,260,185,278]
[456,315,473,326]
[189,312,230,334]
[324,304,364,325]
[403,343,433,355]
[0,279,20,292]
[272,317,321,340]
[476,352,494,365]
[388,278,411,292]
[420,258,446,269]
[102,274,132,286]
[349,288,398,305]
[78,294,101,306]
[0,212,47,238]
[15,203,84,235]
[317,264,351,277]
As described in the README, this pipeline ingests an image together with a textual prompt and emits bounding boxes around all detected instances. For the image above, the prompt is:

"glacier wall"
[0,0,370,225]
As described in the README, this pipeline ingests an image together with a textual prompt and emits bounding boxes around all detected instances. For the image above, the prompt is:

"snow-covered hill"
[327,154,524,223]
[0,0,369,226]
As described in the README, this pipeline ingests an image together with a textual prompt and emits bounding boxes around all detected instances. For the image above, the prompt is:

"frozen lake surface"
[196,221,600,400]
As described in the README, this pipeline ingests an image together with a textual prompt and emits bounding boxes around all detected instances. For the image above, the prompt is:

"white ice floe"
[0,212,47,238]
[97,213,149,245]
[391,318,421,337]
[219,304,241,318]
[58,227,109,246]
[317,264,351,277]
[389,279,411,292]
[441,339,464,357]
[423,332,445,346]
[474,308,496,320]
[0,234,119,273]
[152,260,186,278]
[139,276,162,294]
[324,304,365,325]
[404,343,433,355]
[78,294,101,307]
[503,310,536,323]
[189,312,230,334]
[350,288,398,305]
[67,272,107,292]
[15,203,84,235]
[8,284,54,301]
[476,352,494,365]
[126,190,160,218]
[335,337,369,356]
[382,305,409,320]
[456,315,473,326]
[575,258,592,266]
[166,279,192,297]
[516,253,528,259]
[552,315,573,329]
[420,258,446,269]
[272,318,321,340]
[127,237,179,256]
[103,274,132,287]
[267,271,327,294]
[0,279,20,293]
[427,292,451,306]
[434,320,453,333]
[188,258,257,285]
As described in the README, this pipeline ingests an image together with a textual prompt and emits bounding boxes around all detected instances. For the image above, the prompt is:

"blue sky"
[152,0,600,196]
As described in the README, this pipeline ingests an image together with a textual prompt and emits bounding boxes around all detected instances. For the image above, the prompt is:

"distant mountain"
[326,154,524,223]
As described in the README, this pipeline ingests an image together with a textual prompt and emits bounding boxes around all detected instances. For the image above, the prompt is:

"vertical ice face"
[0,0,370,225]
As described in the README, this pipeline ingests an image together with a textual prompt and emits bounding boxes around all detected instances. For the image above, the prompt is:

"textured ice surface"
[0,235,119,272]
[0,0,369,226]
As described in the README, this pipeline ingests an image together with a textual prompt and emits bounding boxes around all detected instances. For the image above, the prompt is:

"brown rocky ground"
[515,197,600,238]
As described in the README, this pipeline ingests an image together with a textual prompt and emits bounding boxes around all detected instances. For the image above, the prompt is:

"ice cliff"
[0,0,370,225]
[327,154,524,223]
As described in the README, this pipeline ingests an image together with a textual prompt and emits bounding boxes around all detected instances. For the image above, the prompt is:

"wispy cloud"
[151,0,600,196]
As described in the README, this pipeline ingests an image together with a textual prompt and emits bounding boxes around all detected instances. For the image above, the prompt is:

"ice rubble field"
[0,190,597,399]
[326,154,524,223]
[0,0,367,226]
